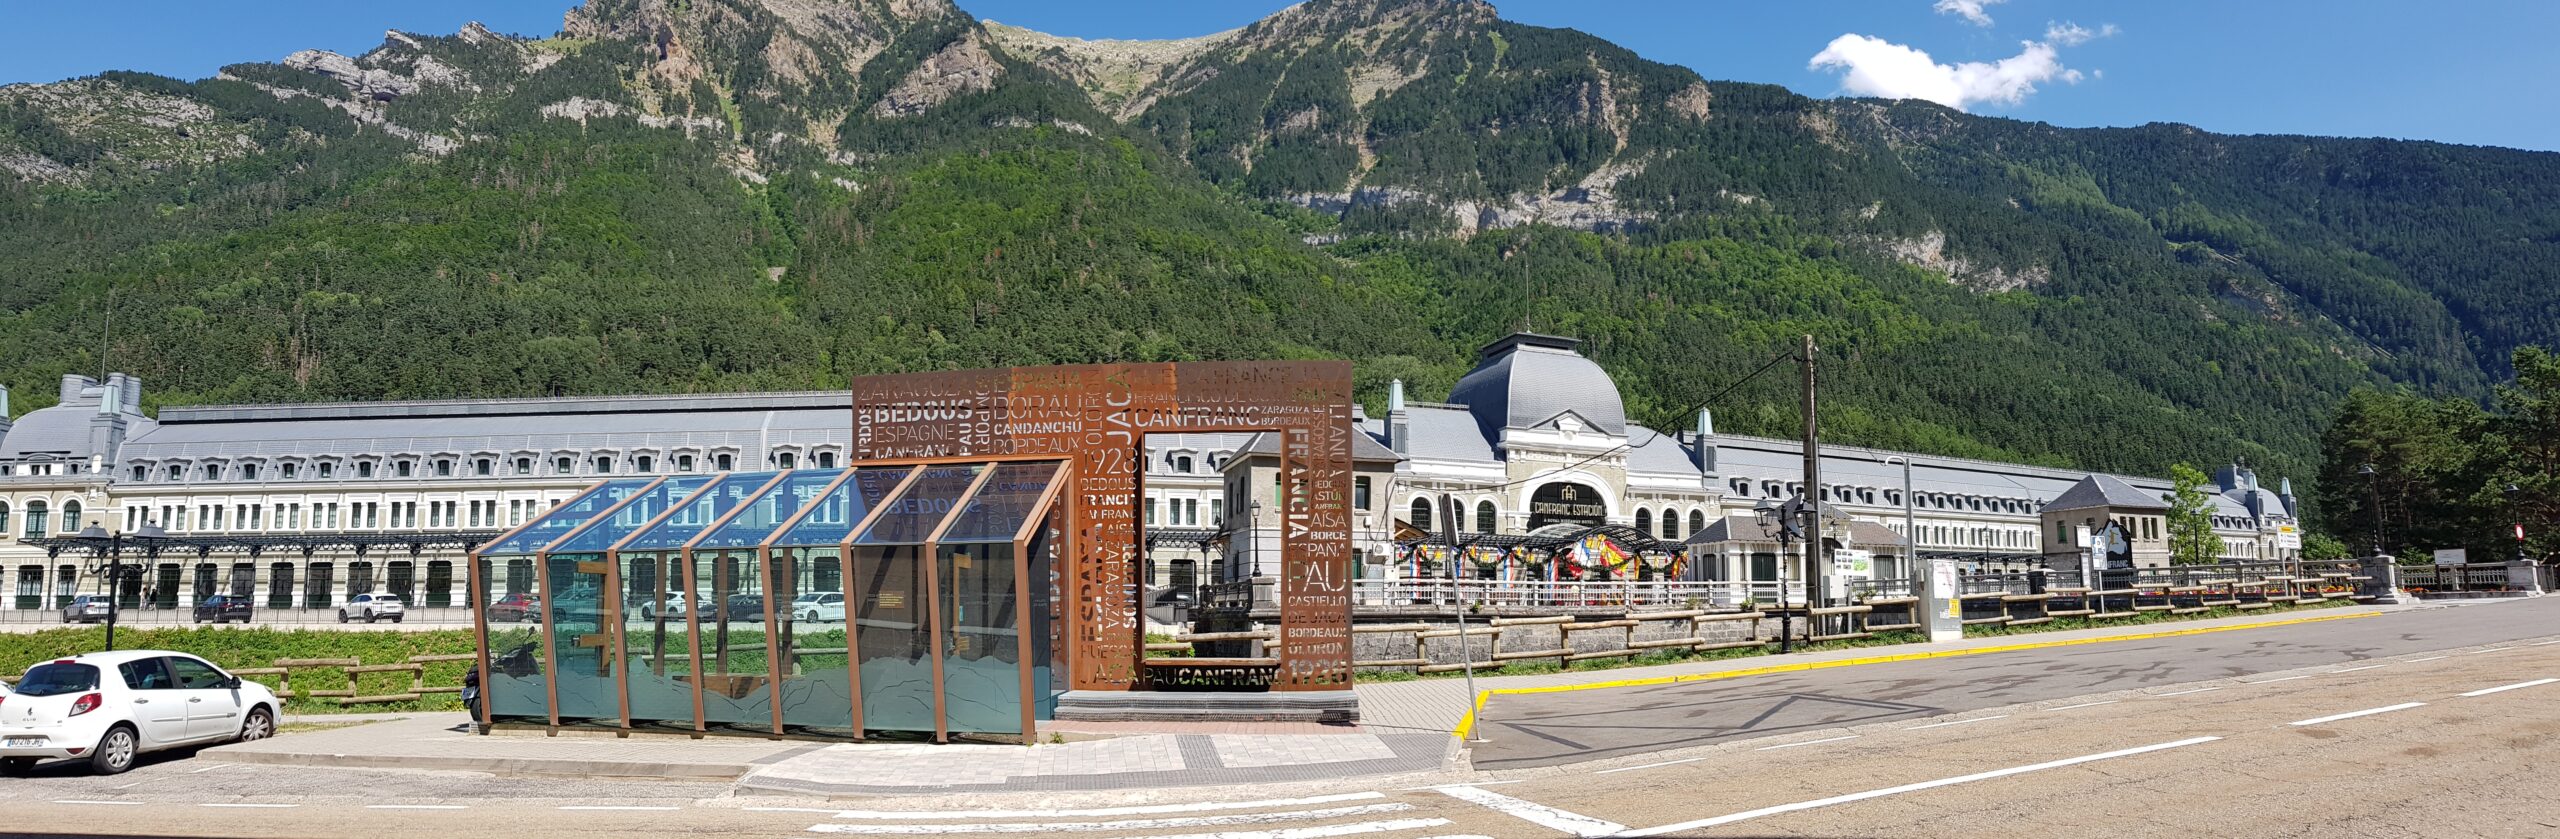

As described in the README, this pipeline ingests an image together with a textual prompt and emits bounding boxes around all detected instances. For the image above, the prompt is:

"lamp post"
[2357,464,2384,557]
[72,520,166,653]
[2507,484,2529,564]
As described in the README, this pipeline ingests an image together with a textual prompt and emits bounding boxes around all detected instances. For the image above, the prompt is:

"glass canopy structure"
[469,461,1071,741]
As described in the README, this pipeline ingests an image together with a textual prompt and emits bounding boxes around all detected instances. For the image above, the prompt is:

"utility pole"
[1799,334,1826,627]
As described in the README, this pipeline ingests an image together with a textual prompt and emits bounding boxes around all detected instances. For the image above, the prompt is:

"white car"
[791,592,846,623]
[339,593,406,624]
[0,650,279,776]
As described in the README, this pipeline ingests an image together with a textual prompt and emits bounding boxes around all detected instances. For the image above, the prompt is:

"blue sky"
[6,0,2555,152]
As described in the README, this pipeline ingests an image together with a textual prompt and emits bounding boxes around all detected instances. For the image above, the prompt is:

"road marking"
[1594,757,1704,775]
[368,805,469,810]
[1905,715,2009,731]
[2044,700,2119,712]
[2154,687,2220,697]
[2244,675,2314,685]
[189,763,236,774]
[825,792,1386,820]
[2527,640,2560,646]
[51,800,142,806]
[1395,781,1523,791]
[2458,678,2559,697]
[114,782,147,789]
[559,806,682,811]
[2290,702,2427,726]
[1623,736,2223,835]
[1754,735,1860,751]
[1449,610,2381,738]
[200,803,298,808]
[1434,785,1627,837]
[805,804,1414,834]
[2331,664,2389,673]
[2460,647,2508,655]
[2407,656,2449,662]
[1135,819,1453,839]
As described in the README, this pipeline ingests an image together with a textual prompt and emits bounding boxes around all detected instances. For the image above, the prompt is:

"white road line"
[1594,757,1704,775]
[1135,819,1453,839]
[2044,700,2119,712]
[1394,781,1523,791]
[189,763,236,774]
[1621,737,2223,836]
[1905,715,2009,731]
[2330,664,2389,673]
[558,806,681,811]
[2527,639,2560,646]
[51,800,142,806]
[1434,785,1627,838]
[2244,675,2314,685]
[2460,647,2508,655]
[2406,656,2449,662]
[1755,735,1860,751]
[113,781,147,789]
[2289,702,2427,726]
[368,805,470,810]
[827,792,1386,820]
[200,803,298,808]
[806,804,1414,835]
[2154,687,2220,697]
[2458,678,2560,697]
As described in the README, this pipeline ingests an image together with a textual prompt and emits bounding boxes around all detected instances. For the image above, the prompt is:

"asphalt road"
[1472,596,2560,768]
[2,598,2553,838]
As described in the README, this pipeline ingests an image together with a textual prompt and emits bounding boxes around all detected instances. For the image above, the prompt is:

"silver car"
[59,596,113,624]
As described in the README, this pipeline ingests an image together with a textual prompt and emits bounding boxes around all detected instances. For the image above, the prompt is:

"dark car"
[60,595,114,624]
[193,594,254,624]
[486,593,542,623]
[722,593,768,622]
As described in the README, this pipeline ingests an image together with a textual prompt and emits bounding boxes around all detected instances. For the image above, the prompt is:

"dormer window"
[715,453,735,471]
[319,462,336,479]
[357,462,376,479]
[391,461,412,479]
[282,463,299,479]
[167,465,183,481]
[434,459,453,478]
[554,457,573,475]
[475,458,493,477]
[676,454,697,473]
[242,464,260,481]
[815,451,837,469]
[1172,454,1194,474]
[635,455,655,473]
[130,465,147,481]
[594,457,613,474]
[513,457,532,475]
[775,452,797,470]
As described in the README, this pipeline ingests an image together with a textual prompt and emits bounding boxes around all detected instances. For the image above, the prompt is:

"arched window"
[1634,508,1652,534]
[1172,454,1194,474]
[1689,510,1707,537]
[60,500,82,533]
[23,500,47,539]
[1410,498,1433,532]
[815,451,837,469]
[1660,507,1678,539]
[475,458,494,477]
[715,453,735,471]
[0,501,10,534]
[1475,500,1497,534]
[775,452,796,470]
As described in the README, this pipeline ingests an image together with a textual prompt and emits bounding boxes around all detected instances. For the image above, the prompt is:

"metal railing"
[2,602,478,625]
[2397,564,2514,591]
[1351,579,1804,611]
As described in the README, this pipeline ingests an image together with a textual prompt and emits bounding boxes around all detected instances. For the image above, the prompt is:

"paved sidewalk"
[206,714,822,779]
[738,731,1453,797]
[1353,601,2414,735]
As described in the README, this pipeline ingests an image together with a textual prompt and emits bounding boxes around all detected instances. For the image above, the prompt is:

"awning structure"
[470,460,1073,742]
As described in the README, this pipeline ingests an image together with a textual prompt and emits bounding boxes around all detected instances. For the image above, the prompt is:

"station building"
[0,335,2305,616]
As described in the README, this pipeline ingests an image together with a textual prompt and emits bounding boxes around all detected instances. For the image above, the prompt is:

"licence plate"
[5,737,43,748]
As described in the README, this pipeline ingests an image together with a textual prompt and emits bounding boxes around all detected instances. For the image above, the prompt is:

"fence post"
[2363,555,2408,604]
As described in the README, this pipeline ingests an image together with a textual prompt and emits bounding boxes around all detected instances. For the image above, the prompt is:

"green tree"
[2301,532,2352,562]
[2167,463,2221,565]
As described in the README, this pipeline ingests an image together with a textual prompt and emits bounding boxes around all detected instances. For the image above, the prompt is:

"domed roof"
[1445,333,1627,443]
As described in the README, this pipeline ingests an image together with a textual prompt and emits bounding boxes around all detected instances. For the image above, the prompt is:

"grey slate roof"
[123,395,847,462]
[1232,428,1403,463]
[1371,405,1499,463]
[1624,425,1701,474]
[2044,474,2170,513]
[1685,513,1907,548]
[0,377,155,464]
[1446,334,1628,441]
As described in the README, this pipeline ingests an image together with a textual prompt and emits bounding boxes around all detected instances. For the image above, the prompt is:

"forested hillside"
[4,0,2557,501]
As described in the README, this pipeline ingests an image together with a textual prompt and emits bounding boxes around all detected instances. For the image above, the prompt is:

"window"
[242,463,260,481]
[513,457,532,476]
[554,457,573,475]
[1635,509,1652,534]
[775,452,796,470]
[356,462,375,479]
[1689,510,1706,537]
[715,453,734,471]
[1144,495,1157,526]
[319,462,335,479]
[1476,500,1497,534]
[676,454,696,473]
[434,460,452,478]
[204,464,222,481]
[1209,499,1224,527]
[167,465,183,481]
[1354,477,1373,510]
[1410,498,1433,532]
[634,455,654,473]
[593,457,613,474]
[282,463,299,479]
[395,461,413,478]
[815,451,837,469]
[1661,507,1679,540]
[1172,454,1194,474]
[130,465,147,481]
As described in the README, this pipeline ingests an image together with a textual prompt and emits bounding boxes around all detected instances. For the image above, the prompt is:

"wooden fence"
[226,654,477,706]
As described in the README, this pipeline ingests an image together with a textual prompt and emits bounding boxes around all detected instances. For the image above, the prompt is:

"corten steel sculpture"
[852,361,1357,692]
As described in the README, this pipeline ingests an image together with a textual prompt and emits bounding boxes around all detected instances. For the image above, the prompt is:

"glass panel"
[773,546,850,731]
[854,466,983,545]
[542,551,617,722]
[485,554,546,721]
[777,468,913,547]
[485,480,657,554]
[621,548,696,727]
[621,473,779,551]
[691,545,768,729]
[938,463,1062,543]
[938,540,1022,734]
[1034,506,1067,719]
[548,476,719,553]
[694,470,844,550]
[852,543,932,733]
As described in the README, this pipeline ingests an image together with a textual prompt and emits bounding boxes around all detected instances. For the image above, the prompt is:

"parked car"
[192,595,254,624]
[487,593,542,623]
[634,591,712,622]
[338,593,406,624]
[722,593,768,622]
[0,650,279,776]
[59,595,113,625]
[791,592,846,623]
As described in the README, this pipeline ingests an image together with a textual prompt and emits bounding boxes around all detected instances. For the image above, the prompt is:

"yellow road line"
[1451,609,2379,739]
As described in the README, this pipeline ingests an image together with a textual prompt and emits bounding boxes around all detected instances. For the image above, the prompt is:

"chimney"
[1386,379,1410,455]
[0,384,13,446]
[60,373,94,403]
[1693,408,1719,487]
[89,382,131,472]
[2278,476,2298,517]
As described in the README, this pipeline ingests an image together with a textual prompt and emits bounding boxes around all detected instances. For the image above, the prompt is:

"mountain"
[4,0,2557,510]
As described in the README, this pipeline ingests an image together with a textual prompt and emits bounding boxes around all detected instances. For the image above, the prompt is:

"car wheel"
[364,613,377,624]
[392,616,404,624]
[89,725,137,776]
[337,610,349,624]
[237,707,274,743]
[640,607,654,621]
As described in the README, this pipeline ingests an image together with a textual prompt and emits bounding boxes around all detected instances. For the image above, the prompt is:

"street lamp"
[2356,464,2384,557]
[72,520,167,653]
[2507,484,2528,564]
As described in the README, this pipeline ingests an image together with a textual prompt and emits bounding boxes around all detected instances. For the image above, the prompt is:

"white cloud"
[1809,35,2072,111]
[2042,21,2119,47]
[1933,0,2005,26]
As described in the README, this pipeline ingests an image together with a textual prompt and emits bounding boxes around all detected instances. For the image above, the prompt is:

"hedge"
[1,627,476,714]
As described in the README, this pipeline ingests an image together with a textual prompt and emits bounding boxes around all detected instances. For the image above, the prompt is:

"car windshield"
[16,663,101,697]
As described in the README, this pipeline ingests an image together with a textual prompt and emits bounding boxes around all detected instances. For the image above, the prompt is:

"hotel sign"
[1528,482,1607,530]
